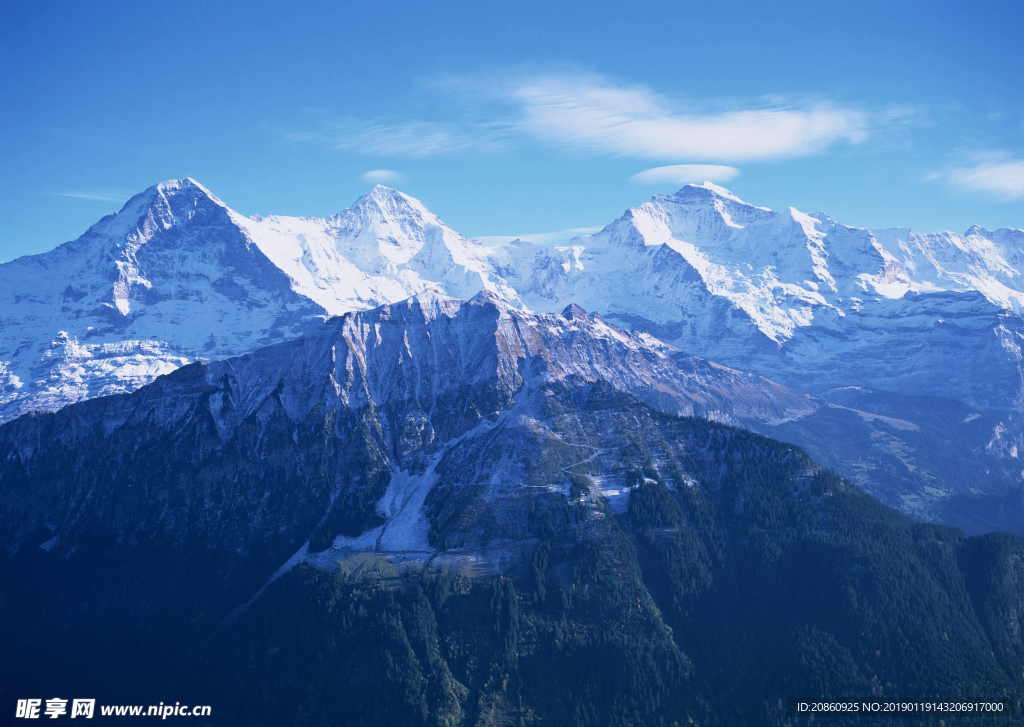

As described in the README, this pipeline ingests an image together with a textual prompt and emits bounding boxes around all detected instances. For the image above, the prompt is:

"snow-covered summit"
[331,184,445,264]
[0,177,325,423]
[231,184,518,316]
[81,177,228,246]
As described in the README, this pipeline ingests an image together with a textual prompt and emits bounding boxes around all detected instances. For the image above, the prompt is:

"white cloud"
[630,164,739,185]
[474,226,603,247]
[284,72,877,164]
[48,190,128,202]
[363,169,407,184]
[508,74,869,162]
[940,153,1024,201]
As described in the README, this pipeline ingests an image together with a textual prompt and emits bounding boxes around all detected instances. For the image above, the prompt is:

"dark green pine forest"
[2,384,1024,726]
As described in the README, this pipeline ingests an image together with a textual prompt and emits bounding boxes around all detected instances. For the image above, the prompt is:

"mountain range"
[3,177,1023,531]
[4,178,1024,422]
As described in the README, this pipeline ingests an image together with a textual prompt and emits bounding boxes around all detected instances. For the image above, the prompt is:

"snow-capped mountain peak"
[231,186,519,319]
[0,178,325,422]
[327,184,451,265]
[351,183,428,214]
[80,177,227,249]
[698,180,744,201]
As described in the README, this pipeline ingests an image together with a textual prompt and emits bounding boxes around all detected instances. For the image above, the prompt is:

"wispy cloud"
[508,75,869,162]
[474,226,603,247]
[935,152,1024,201]
[284,119,508,157]
[630,164,739,185]
[48,190,129,202]
[363,169,407,184]
[284,71,887,165]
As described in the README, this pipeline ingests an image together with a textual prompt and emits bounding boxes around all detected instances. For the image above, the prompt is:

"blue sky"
[1,0,1022,260]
